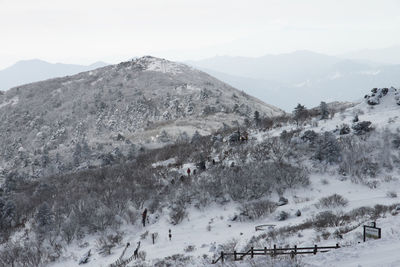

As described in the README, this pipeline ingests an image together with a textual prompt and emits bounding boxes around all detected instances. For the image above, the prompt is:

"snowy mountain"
[0,56,284,181]
[2,54,400,267]
[0,59,109,91]
[188,51,400,110]
[2,85,400,266]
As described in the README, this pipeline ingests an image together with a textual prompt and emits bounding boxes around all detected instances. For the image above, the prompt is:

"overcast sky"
[1,0,400,69]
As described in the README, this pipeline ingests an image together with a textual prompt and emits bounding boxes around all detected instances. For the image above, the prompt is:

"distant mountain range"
[187,50,400,111]
[0,59,109,91]
[342,45,400,65]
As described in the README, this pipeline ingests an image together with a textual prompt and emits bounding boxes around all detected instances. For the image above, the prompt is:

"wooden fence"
[212,243,340,264]
[109,252,136,267]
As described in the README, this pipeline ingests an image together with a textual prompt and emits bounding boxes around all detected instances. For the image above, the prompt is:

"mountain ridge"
[0,59,109,91]
[0,56,283,181]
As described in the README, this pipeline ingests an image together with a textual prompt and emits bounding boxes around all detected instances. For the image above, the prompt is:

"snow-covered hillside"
[0,56,283,182]
[2,86,400,267]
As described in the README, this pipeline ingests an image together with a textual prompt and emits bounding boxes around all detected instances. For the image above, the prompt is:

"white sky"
[1,0,400,69]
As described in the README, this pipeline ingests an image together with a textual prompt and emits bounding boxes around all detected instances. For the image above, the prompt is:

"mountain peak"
[0,56,283,178]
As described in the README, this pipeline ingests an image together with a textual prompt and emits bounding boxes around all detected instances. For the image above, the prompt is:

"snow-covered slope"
[44,87,400,267]
[0,56,284,181]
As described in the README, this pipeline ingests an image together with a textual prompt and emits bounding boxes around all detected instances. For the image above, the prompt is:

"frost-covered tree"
[1,200,16,228]
[293,104,309,126]
[36,202,54,228]
[319,101,329,120]
[191,131,202,144]
[314,132,341,163]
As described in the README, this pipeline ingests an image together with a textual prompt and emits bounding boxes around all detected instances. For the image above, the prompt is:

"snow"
[48,167,400,266]
[0,95,18,109]
[304,216,400,267]
[49,89,400,266]
[9,85,400,266]
[151,158,176,168]
[140,56,184,75]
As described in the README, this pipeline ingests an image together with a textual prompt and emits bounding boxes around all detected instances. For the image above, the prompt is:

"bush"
[313,211,341,228]
[301,130,318,143]
[316,194,348,209]
[352,121,372,135]
[278,211,289,221]
[339,124,350,135]
[387,191,398,198]
[239,200,277,220]
[169,203,187,225]
[96,234,121,256]
[184,245,196,252]
[314,132,341,163]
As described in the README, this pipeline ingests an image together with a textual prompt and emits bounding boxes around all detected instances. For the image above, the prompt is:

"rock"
[277,211,289,221]
[79,250,91,265]
[277,196,288,206]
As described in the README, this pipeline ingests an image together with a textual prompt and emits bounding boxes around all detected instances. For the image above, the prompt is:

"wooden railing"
[212,243,340,264]
[109,252,136,267]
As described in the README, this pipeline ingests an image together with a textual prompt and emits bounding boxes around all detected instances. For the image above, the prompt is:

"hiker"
[134,241,141,259]
[187,168,191,176]
[126,242,130,247]
[168,229,172,241]
[142,208,147,227]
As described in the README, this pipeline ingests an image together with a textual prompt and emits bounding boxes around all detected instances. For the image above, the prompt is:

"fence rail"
[212,243,340,264]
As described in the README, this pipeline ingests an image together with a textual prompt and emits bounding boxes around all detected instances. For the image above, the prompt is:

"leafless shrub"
[140,231,149,240]
[96,233,122,256]
[239,200,277,220]
[184,245,196,252]
[387,191,398,198]
[321,231,331,240]
[169,203,187,225]
[321,178,329,185]
[316,194,348,209]
[220,238,239,252]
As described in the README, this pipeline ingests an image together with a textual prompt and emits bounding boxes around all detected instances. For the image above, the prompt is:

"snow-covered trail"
[305,238,400,267]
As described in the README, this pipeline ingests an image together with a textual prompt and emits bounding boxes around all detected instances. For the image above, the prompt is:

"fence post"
[363,225,366,242]
[314,245,317,254]
[264,247,267,255]
[221,251,224,263]
[273,244,277,256]
[234,250,237,261]
[251,247,254,258]
[294,245,297,255]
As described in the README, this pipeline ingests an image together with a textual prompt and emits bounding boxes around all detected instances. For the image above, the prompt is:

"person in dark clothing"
[187,168,191,176]
[169,229,172,241]
[134,241,141,259]
[142,209,147,227]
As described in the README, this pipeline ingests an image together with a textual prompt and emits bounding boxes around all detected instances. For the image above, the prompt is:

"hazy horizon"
[2,0,400,69]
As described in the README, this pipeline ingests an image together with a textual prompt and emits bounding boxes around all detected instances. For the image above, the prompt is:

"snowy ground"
[48,169,400,267]
[49,88,400,266]
[304,215,400,267]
